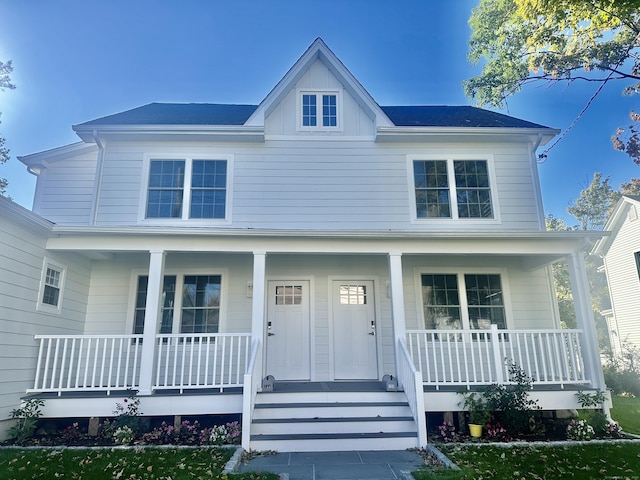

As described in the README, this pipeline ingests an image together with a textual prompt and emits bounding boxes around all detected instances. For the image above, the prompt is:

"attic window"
[299,91,340,130]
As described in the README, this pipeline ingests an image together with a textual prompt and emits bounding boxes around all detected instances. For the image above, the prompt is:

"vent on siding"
[629,205,638,222]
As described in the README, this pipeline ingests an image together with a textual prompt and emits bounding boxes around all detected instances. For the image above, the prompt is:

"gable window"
[413,159,494,219]
[133,273,221,334]
[299,91,339,129]
[37,259,66,313]
[145,158,228,220]
[421,273,506,330]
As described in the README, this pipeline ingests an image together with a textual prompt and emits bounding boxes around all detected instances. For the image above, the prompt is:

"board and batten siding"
[604,212,640,348]
[0,203,90,438]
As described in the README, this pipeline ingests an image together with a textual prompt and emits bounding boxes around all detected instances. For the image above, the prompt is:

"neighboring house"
[0,38,606,450]
[593,195,640,355]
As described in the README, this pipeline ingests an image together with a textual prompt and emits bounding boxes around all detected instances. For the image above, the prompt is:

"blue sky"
[0,0,638,224]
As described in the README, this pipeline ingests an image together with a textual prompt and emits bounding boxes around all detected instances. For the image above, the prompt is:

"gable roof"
[592,195,640,256]
[75,102,550,129]
[71,38,556,142]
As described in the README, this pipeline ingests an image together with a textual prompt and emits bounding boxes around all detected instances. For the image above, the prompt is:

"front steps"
[248,382,419,452]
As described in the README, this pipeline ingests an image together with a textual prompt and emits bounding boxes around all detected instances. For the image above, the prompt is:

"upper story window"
[412,158,494,220]
[37,259,66,313]
[299,91,340,130]
[144,157,229,221]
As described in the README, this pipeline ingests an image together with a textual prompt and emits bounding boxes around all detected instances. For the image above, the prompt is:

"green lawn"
[414,442,640,479]
[0,447,278,480]
[611,394,640,434]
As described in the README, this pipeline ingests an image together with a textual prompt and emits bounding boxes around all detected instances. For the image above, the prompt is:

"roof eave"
[375,126,559,144]
[73,124,265,143]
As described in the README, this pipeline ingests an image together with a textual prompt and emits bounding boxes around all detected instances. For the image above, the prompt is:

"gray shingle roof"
[76,102,551,129]
[380,105,549,129]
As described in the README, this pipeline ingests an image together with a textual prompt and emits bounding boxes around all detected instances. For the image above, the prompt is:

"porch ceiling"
[45,228,601,260]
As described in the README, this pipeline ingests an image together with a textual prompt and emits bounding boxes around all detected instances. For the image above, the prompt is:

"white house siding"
[87,139,543,232]
[84,253,254,335]
[604,214,640,348]
[31,149,97,225]
[0,203,90,439]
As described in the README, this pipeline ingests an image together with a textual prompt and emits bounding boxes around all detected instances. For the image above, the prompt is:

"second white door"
[333,280,378,379]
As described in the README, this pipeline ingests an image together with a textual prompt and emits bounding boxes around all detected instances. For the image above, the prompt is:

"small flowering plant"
[603,420,623,438]
[486,422,510,441]
[566,418,594,441]
[437,421,458,442]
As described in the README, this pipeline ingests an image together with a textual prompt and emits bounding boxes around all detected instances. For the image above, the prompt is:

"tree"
[567,172,616,230]
[465,0,640,162]
[545,214,577,328]
[612,111,640,166]
[0,59,15,196]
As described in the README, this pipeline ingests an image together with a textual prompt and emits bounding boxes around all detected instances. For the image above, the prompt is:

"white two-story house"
[0,39,606,451]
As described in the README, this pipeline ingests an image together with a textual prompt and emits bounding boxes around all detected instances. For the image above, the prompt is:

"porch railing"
[29,334,144,395]
[241,338,261,449]
[154,333,251,392]
[30,333,252,395]
[396,338,428,447]
[406,326,588,389]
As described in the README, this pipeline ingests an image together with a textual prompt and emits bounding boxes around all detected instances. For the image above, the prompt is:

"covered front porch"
[27,229,606,449]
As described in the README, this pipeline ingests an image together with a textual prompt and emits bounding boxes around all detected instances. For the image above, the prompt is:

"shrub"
[113,425,134,445]
[482,362,539,435]
[566,419,594,441]
[141,422,176,444]
[603,420,624,438]
[61,422,81,445]
[603,343,640,396]
[8,398,45,445]
[486,422,510,441]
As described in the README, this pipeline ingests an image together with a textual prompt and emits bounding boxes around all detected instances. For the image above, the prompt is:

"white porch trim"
[138,250,166,395]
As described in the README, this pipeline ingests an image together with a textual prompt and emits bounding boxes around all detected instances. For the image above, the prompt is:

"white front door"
[333,280,378,379]
[266,281,311,380]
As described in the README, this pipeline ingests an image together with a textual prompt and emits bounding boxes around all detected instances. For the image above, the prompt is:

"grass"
[0,447,278,480]
[611,394,640,434]
[413,442,640,479]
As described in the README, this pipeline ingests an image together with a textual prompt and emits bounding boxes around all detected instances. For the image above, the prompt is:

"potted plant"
[460,391,492,437]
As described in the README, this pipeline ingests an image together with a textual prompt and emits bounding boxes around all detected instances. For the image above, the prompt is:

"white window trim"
[296,88,343,132]
[36,257,67,314]
[407,154,501,224]
[412,267,513,331]
[138,154,233,225]
[126,268,229,334]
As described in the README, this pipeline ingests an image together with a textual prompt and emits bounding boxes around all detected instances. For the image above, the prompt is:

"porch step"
[249,386,419,452]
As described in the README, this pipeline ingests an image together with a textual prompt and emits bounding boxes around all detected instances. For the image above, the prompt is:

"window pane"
[322,95,337,127]
[133,275,176,334]
[181,275,221,333]
[454,160,493,218]
[190,160,226,219]
[464,274,505,329]
[421,274,461,329]
[147,160,185,218]
[302,94,317,126]
[339,285,366,305]
[414,160,451,218]
[42,285,60,306]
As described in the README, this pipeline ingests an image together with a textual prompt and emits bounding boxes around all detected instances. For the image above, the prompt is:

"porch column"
[137,250,166,396]
[567,252,606,391]
[251,252,266,386]
[388,253,407,372]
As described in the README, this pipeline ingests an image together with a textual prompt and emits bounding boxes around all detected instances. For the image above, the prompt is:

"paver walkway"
[237,450,425,480]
